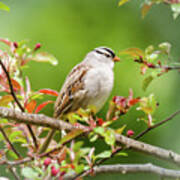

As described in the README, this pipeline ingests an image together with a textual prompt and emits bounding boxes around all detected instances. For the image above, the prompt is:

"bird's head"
[84,47,120,68]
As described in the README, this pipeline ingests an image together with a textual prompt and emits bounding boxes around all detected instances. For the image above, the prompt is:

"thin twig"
[134,58,180,71]
[64,163,180,180]
[0,126,21,158]
[135,109,180,140]
[0,59,38,149]
[73,109,180,179]
[8,166,21,180]
[0,157,33,166]
[154,65,180,70]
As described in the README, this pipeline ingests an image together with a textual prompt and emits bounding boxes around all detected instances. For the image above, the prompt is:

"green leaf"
[80,148,92,156]
[72,114,83,122]
[94,127,115,146]
[9,131,23,142]
[0,95,14,106]
[148,94,157,114]
[118,0,129,6]
[146,53,158,62]
[21,167,39,179]
[171,3,180,19]
[75,164,85,174]
[73,141,84,152]
[116,125,126,134]
[60,129,84,144]
[0,118,8,124]
[115,152,128,157]
[0,133,4,141]
[38,129,49,138]
[95,150,111,159]
[30,93,44,100]
[90,134,98,142]
[104,129,116,146]
[54,131,61,142]
[32,52,58,66]
[94,127,105,135]
[142,75,154,91]
[158,42,171,54]
[145,45,154,55]
[138,94,157,115]
[6,150,18,160]
[0,2,10,12]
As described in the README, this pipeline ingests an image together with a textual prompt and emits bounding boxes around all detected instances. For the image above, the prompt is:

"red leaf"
[39,89,58,96]
[113,96,127,107]
[25,100,37,113]
[58,147,67,164]
[35,100,54,113]
[11,79,21,91]
[128,98,140,106]
[70,164,75,169]
[0,38,11,46]
[97,118,104,126]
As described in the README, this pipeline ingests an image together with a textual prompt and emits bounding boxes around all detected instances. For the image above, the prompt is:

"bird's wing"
[54,63,91,118]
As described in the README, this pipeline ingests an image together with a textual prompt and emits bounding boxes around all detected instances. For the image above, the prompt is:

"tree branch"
[0,107,88,131]
[0,59,38,149]
[0,106,180,167]
[64,163,180,180]
[135,109,180,139]
[115,133,180,166]
[0,126,21,158]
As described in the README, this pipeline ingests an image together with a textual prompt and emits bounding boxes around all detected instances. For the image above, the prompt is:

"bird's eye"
[105,54,110,58]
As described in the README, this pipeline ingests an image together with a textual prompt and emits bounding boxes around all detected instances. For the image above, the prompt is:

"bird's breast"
[83,66,114,112]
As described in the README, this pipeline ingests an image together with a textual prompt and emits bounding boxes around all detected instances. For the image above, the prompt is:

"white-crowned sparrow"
[54,47,120,118]
[40,47,120,153]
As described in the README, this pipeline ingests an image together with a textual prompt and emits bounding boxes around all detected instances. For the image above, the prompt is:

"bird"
[39,47,120,153]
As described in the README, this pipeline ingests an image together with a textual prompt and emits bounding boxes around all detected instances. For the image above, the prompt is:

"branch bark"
[0,106,88,131]
[64,163,180,180]
[115,133,180,166]
[1,106,180,167]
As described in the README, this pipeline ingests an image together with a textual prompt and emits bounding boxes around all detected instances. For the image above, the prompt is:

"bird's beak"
[113,56,120,62]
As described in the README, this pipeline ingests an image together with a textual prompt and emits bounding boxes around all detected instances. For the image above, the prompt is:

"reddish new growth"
[134,56,156,69]
[127,130,134,137]
[113,89,140,115]
[13,42,18,49]
[97,118,104,126]
[51,166,59,176]
[134,56,173,76]
[34,43,41,51]
[44,157,52,167]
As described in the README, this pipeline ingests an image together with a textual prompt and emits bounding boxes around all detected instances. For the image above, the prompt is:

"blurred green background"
[1,0,180,179]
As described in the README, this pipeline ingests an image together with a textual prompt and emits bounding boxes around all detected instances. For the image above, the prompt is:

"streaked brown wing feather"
[53,63,91,118]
